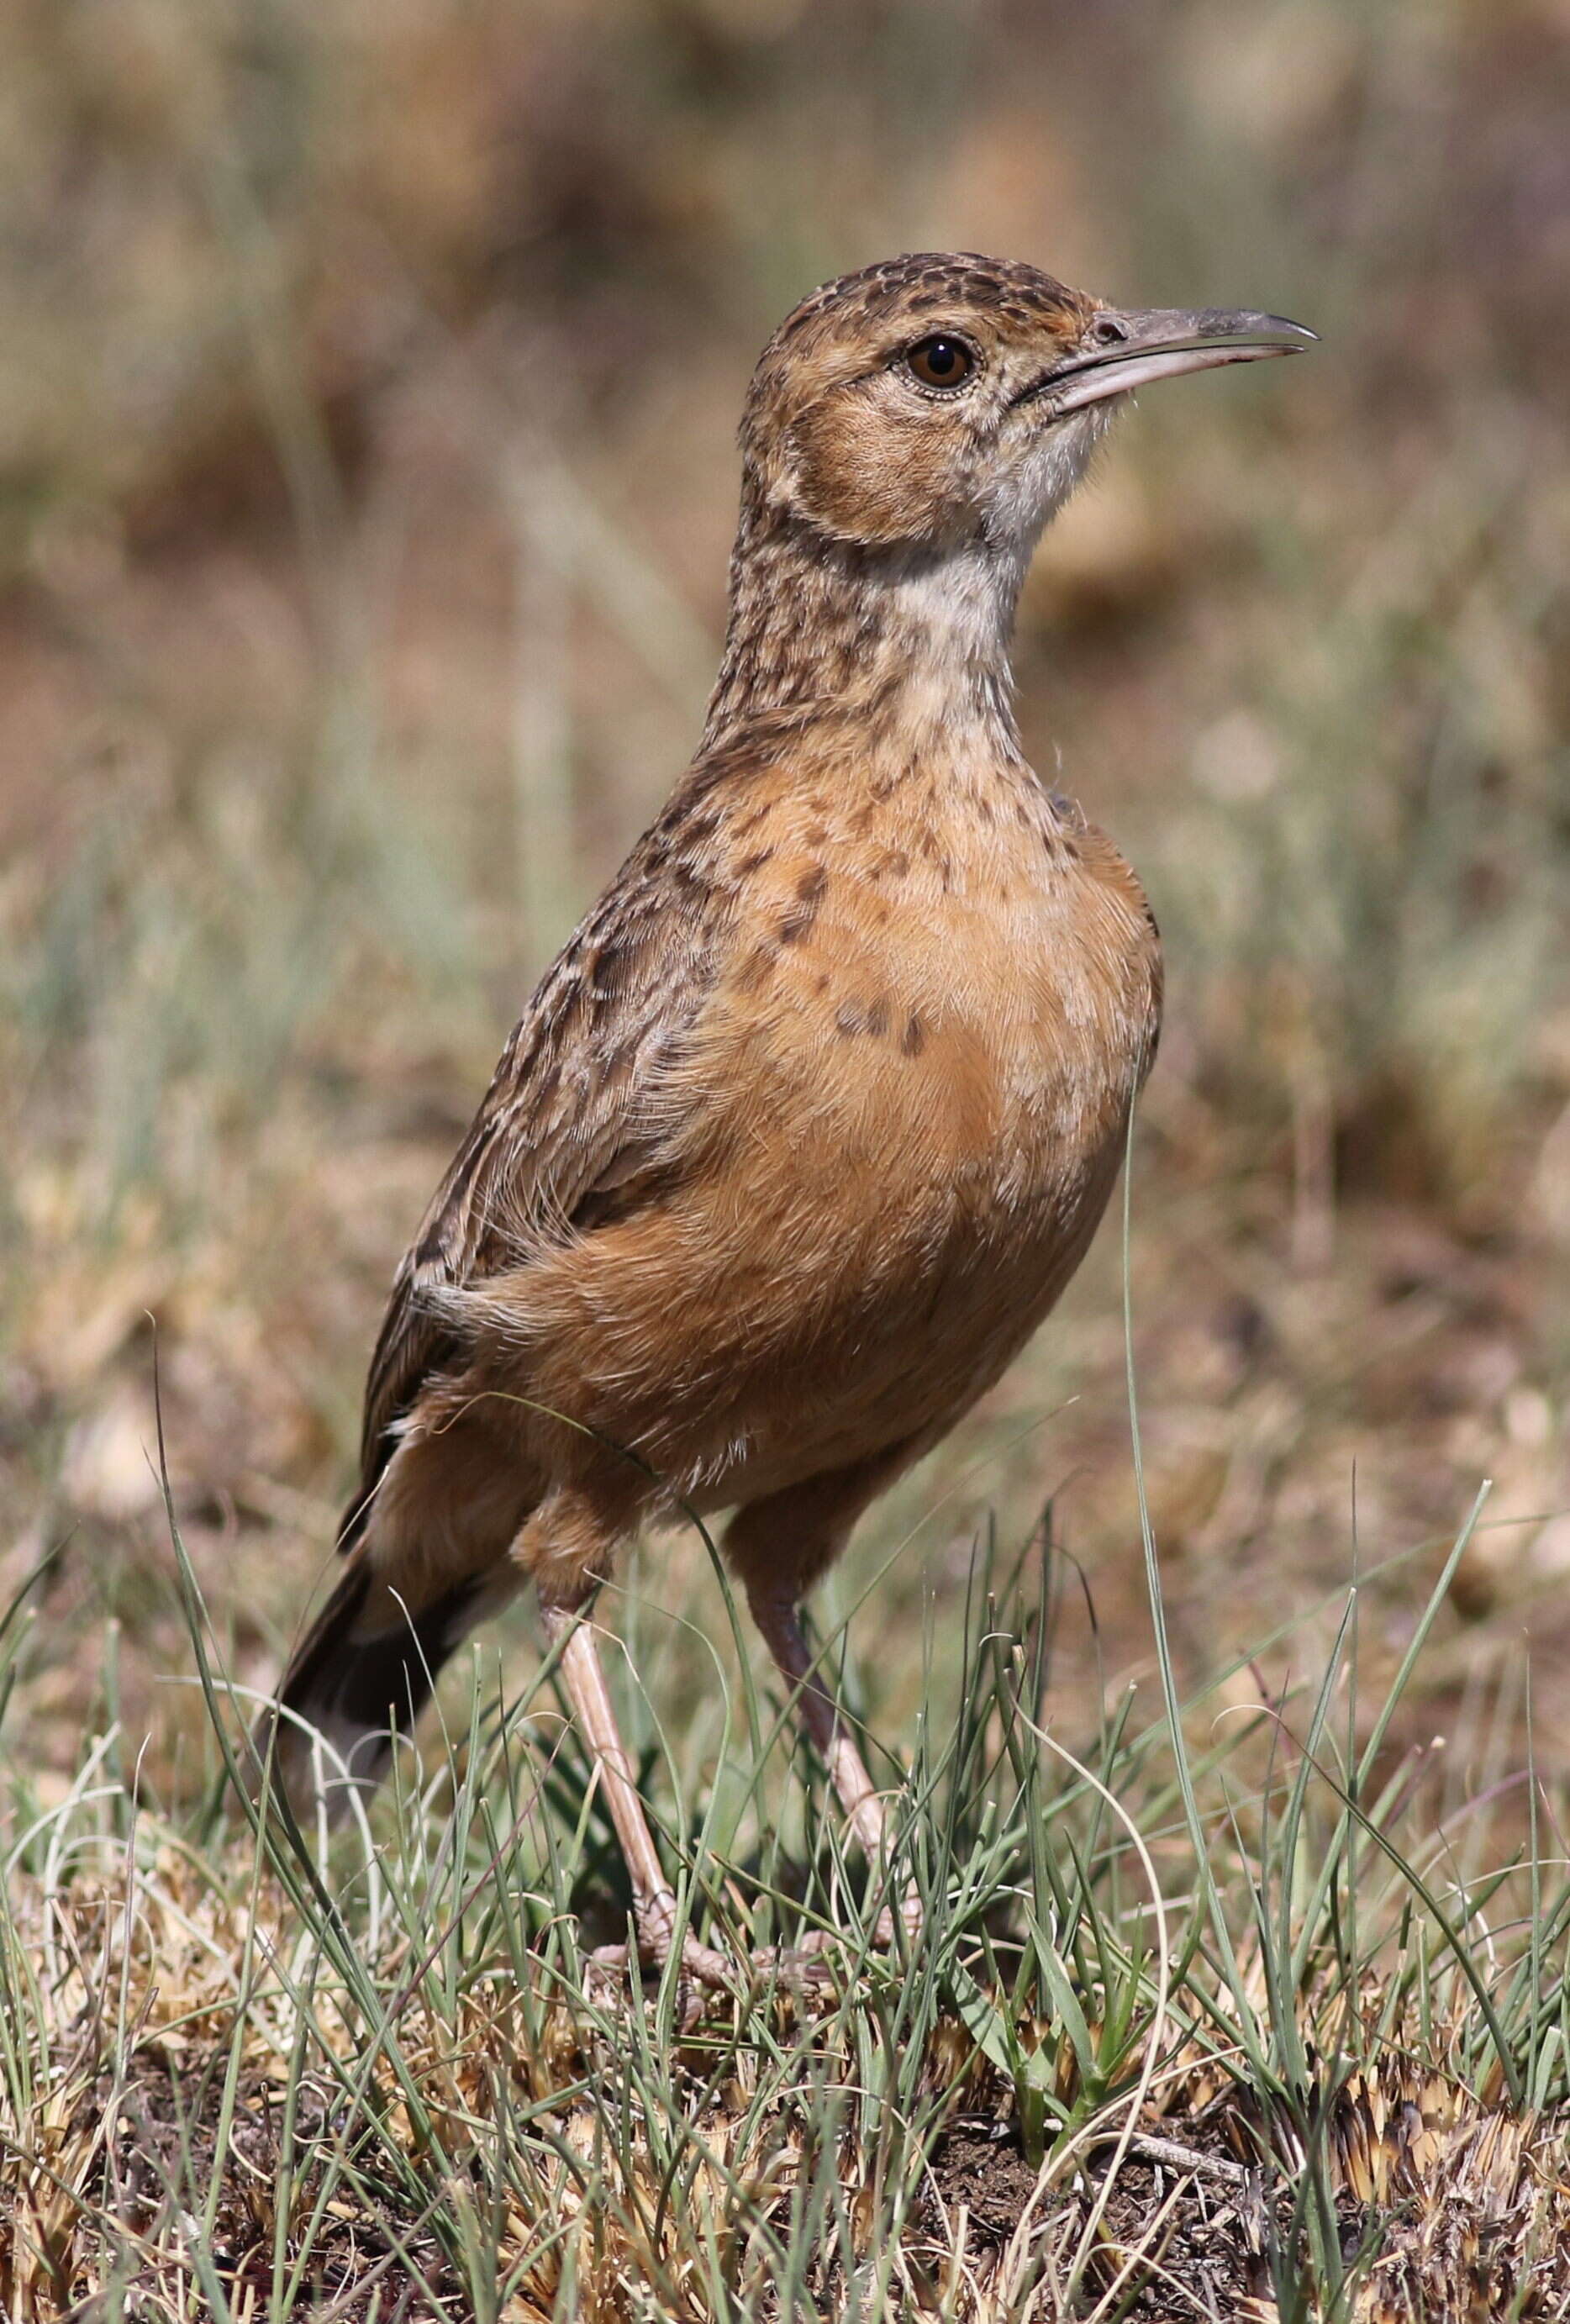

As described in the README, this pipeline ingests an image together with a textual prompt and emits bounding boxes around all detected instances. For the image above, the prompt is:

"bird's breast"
[705,771,1162,1233]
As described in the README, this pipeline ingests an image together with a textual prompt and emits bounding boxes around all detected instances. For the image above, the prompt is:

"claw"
[585,1908,737,2024]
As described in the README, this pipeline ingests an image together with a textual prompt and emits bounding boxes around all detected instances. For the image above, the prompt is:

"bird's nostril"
[1092,315,1130,347]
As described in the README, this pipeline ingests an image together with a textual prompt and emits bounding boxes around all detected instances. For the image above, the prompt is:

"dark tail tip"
[253,1566,487,1826]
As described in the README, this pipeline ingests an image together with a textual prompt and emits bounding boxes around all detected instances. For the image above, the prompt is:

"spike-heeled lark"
[256,253,1313,1992]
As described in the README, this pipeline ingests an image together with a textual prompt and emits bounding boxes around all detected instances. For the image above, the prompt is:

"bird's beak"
[1031,308,1316,414]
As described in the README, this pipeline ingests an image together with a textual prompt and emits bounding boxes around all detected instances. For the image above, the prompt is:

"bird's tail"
[250,1546,513,1827]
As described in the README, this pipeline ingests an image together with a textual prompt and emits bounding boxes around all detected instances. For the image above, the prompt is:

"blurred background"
[3,0,1568,1805]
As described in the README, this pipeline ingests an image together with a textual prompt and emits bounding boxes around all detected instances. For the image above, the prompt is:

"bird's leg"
[727,1457,925,1951]
[747,1589,921,1947]
[539,1598,732,1993]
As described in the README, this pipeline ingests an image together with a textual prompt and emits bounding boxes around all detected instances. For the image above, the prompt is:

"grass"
[4,1230,1567,2320]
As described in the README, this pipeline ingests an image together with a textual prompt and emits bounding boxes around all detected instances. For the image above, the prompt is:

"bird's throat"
[701,481,1026,761]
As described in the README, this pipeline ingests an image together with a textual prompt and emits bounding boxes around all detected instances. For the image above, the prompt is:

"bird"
[256,252,1311,1989]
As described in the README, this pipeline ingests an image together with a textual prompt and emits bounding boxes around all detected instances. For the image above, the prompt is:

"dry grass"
[3,0,1570,2312]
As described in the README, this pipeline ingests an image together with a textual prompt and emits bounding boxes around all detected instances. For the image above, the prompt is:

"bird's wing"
[346,760,743,1538]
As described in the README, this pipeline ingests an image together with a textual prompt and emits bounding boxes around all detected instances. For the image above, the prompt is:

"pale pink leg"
[747,1590,922,1944]
[540,1599,732,1989]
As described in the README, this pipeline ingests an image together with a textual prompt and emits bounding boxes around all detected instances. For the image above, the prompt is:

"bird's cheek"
[782,399,968,548]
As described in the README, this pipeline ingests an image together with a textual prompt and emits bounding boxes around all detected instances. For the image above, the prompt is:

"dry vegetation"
[3,0,1569,2314]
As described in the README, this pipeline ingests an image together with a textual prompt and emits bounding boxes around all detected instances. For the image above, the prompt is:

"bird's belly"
[681,1162,1117,1510]
[693,1011,1141,1497]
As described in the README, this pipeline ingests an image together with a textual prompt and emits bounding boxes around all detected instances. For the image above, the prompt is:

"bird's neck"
[701,477,1029,762]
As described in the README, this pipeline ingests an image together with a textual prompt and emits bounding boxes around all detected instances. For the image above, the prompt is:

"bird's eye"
[904,335,975,391]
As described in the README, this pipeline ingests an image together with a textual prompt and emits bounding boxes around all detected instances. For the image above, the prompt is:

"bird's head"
[740,252,1313,561]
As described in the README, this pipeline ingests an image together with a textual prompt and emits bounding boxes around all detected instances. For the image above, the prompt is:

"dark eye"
[905,334,975,391]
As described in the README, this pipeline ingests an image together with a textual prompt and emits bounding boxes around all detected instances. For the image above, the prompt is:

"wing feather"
[343,755,748,1539]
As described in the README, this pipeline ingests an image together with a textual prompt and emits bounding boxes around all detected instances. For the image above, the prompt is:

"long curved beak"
[1033,308,1317,414]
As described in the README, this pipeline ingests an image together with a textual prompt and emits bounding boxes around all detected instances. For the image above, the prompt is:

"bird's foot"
[638,1893,735,1989]
[872,1887,924,1949]
[744,1931,839,1993]
[581,1887,923,2016]
[582,1891,737,2021]
[748,1895,921,1989]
